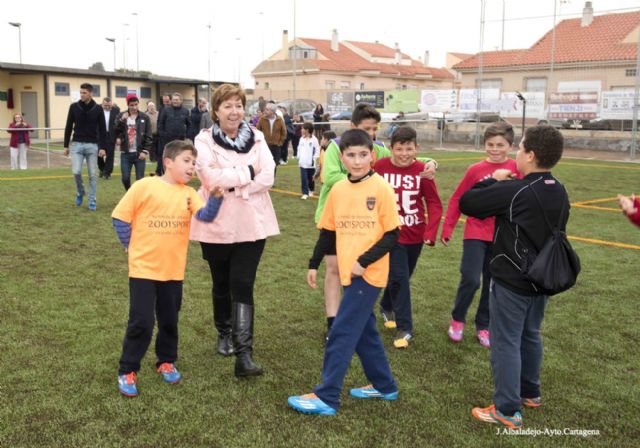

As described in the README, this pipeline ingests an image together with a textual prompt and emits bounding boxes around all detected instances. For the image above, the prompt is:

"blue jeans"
[490,281,548,416]
[379,242,423,334]
[451,239,491,330]
[300,167,315,195]
[70,142,98,202]
[120,152,146,190]
[314,277,397,410]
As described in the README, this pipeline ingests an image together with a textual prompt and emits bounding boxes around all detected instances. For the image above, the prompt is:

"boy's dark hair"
[484,122,515,145]
[522,125,564,169]
[390,125,417,147]
[80,83,93,92]
[351,103,381,126]
[339,129,373,153]
[163,139,197,160]
[322,130,337,141]
[302,122,314,134]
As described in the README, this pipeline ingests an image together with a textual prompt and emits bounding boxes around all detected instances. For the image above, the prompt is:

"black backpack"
[522,186,581,296]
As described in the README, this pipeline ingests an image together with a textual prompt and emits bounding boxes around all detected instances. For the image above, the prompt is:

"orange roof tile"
[346,40,411,59]
[454,10,640,69]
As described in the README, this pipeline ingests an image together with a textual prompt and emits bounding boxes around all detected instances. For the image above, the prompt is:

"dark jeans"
[300,167,315,195]
[490,281,548,416]
[314,277,397,410]
[379,242,423,334]
[291,135,301,157]
[451,239,491,330]
[268,144,281,165]
[200,239,266,306]
[120,152,146,190]
[119,278,183,374]
[98,144,115,176]
[281,136,291,162]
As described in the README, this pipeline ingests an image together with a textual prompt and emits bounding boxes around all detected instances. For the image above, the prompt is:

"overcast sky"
[2,0,638,87]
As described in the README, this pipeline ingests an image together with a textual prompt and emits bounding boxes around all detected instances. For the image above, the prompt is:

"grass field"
[1,151,639,447]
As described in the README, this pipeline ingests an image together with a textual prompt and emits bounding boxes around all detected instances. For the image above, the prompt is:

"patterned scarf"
[211,120,255,154]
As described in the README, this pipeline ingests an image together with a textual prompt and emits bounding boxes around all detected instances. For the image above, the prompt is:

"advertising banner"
[549,91,598,120]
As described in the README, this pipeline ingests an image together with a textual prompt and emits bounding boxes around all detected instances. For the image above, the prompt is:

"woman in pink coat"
[190,84,279,377]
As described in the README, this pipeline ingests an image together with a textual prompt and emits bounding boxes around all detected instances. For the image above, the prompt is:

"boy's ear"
[349,123,357,129]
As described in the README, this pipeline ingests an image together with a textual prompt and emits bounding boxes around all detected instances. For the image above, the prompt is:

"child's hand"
[492,169,515,181]
[351,262,365,278]
[210,187,224,198]
[419,161,437,180]
[307,269,318,289]
[618,194,637,216]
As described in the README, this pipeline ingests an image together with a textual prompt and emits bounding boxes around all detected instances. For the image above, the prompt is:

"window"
[264,82,270,89]
[115,85,127,98]
[477,79,502,90]
[625,69,637,77]
[140,87,152,98]
[54,82,69,96]
[325,80,335,90]
[92,84,101,97]
[303,51,308,59]
[340,81,350,89]
[359,83,365,90]
[525,77,546,92]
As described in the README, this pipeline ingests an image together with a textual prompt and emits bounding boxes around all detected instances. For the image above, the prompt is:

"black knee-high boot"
[213,291,234,356]
[233,303,263,377]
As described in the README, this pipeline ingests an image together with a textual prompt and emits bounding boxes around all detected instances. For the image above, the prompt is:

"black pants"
[201,240,266,307]
[119,278,183,374]
[291,135,300,158]
[268,144,281,165]
[98,144,115,176]
[281,136,291,162]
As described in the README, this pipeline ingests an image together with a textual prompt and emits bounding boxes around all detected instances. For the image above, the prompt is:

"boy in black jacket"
[459,125,569,429]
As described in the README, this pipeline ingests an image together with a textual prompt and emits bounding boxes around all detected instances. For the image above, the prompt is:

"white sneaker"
[301,194,308,200]
[308,192,314,197]
[280,160,287,165]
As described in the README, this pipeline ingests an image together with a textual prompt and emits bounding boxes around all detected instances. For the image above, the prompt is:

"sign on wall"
[419,89,458,113]
[385,90,420,113]
[500,92,546,119]
[600,90,635,119]
[354,91,384,108]
[326,91,354,114]
[458,88,501,112]
[549,91,599,120]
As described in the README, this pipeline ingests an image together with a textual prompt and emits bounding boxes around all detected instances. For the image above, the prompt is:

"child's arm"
[195,188,224,222]
[112,218,131,251]
[354,228,400,276]
[459,175,517,219]
[421,179,443,246]
[321,141,347,189]
[619,194,640,227]
[307,229,336,288]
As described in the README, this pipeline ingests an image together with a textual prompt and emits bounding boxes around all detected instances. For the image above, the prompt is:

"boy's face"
[164,150,196,184]
[353,118,379,140]
[340,145,372,178]
[320,137,328,147]
[516,138,534,174]
[484,135,512,163]
[390,141,418,168]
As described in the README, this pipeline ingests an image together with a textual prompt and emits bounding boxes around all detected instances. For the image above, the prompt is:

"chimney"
[581,1,594,27]
[423,50,430,67]
[282,30,289,54]
[331,29,339,52]
[394,43,401,64]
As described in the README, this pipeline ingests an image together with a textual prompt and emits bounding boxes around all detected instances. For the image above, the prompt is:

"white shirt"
[103,109,111,131]
[296,135,320,169]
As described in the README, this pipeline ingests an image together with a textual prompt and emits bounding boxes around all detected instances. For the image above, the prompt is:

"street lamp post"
[105,38,116,71]
[122,23,129,70]
[132,13,139,72]
[8,22,22,64]
[207,23,212,105]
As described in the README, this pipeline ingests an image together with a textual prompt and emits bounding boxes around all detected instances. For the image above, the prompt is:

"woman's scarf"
[211,120,255,154]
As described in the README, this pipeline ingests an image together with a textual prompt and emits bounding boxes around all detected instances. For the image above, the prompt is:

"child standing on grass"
[461,125,570,429]
[374,126,442,349]
[314,130,337,186]
[288,129,402,416]
[297,122,320,200]
[112,140,223,397]
[441,122,519,348]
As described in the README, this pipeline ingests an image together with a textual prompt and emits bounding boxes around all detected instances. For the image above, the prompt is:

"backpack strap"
[528,181,568,232]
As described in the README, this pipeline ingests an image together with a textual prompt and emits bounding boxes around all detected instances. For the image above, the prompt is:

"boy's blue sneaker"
[75,193,84,207]
[349,385,398,400]
[157,362,181,384]
[88,200,97,211]
[118,372,138,397]
[288,393,337,416]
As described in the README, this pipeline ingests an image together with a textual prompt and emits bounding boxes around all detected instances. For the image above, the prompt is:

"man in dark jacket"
[157,92,190,175]
[115,94,152,190]
[63,83,107,211]
[187,97,208,141]
[460,125,569,430]
[98,97,118,180]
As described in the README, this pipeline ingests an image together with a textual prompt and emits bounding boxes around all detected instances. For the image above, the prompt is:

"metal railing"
[0,127,66,169]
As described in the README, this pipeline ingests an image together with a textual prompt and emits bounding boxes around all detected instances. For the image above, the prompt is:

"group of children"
[111,101,572,429]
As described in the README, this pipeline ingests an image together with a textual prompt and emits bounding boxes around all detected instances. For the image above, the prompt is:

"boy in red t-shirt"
[374,126,442,348]
[441,123,519,348]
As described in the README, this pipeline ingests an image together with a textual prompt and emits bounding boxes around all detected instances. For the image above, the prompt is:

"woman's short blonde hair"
[210,84,246,121]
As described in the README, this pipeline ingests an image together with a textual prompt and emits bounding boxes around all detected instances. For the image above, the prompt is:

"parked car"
[561,118,634,131]
[277,99,316,116]
[330,110,352,120]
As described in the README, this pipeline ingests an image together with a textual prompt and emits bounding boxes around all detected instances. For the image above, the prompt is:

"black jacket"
[459,172,570,296]
[187,106,205,141]
[64,99,107,148]
[102,108,118,149]
[114,111,153,154]
[158,105,190,140]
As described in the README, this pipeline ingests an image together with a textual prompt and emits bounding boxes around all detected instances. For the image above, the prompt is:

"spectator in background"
[98,97,118,179]
[250,110,263,127]
[291,114,304,158]
[279,106,294,165]
[256,103,287,170]
[115,94,152,191]
[258,95,266,113]
[145,101,159,162]
[188,97,208,141]
[7,113,32,170]
[313,103,325,139]
[157,92,190,175]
